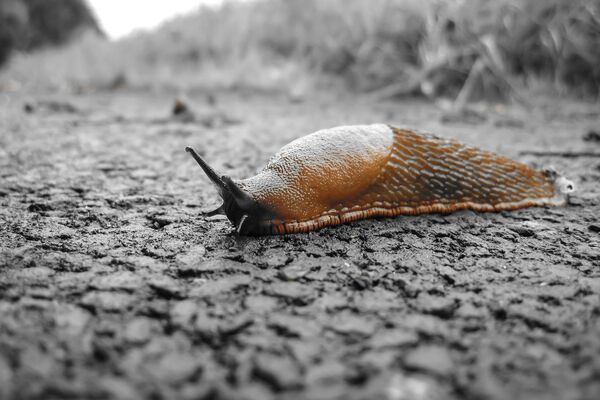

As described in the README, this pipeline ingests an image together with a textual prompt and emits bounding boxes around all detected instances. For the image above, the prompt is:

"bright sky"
[88,0,226,39]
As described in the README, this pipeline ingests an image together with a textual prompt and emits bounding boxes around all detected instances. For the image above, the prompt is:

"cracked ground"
[0,91,599,400]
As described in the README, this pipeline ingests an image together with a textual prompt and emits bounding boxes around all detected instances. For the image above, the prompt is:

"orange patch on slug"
[240,124,394,221]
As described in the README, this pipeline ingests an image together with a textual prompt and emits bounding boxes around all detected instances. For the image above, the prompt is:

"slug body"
[186,124,574,235]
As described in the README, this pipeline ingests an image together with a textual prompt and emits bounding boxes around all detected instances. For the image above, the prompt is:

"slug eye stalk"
[185,146,276,235]
[185,147,226,194]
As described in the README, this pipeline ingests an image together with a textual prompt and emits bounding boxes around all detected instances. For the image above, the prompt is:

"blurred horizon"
[1,0,599,102]
[88,0,238,40]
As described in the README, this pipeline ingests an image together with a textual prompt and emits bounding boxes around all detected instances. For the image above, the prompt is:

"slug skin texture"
[187,124,574,235]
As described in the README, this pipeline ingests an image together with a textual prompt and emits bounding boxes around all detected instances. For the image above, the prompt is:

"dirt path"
[1,90,599,400]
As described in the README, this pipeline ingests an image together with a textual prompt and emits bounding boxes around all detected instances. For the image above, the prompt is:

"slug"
[185,124,574,235]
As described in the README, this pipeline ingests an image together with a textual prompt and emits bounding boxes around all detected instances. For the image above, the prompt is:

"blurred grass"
[1,0,599,101]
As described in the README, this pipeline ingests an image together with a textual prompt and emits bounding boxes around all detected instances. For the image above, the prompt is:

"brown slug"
[186,124,574,235]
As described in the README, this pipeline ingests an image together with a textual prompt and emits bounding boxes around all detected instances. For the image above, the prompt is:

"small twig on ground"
[367,49,476,101]
[453,57,485,112]
[479,35,531,108]
[365,66,424,100]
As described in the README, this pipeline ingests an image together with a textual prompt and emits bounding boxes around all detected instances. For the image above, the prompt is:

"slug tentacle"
[237,214,249,234]
[204,206,224,217]
[185,147,227,194]
[186,124,574,235]
[185,147,277,234]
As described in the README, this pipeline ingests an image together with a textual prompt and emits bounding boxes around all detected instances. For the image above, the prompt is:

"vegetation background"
[1,0,599,103]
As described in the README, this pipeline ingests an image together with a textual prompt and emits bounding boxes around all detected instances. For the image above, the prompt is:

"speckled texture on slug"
[237,125,564,234]
[239,124,394,220]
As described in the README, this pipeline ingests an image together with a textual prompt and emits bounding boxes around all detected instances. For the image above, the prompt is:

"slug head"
[185,147,275,235]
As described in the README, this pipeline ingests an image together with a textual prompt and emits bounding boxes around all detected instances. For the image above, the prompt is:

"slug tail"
[543,168,575,206]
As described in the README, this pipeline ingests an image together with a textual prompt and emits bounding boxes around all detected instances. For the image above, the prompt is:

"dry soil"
[0,90,599,400]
